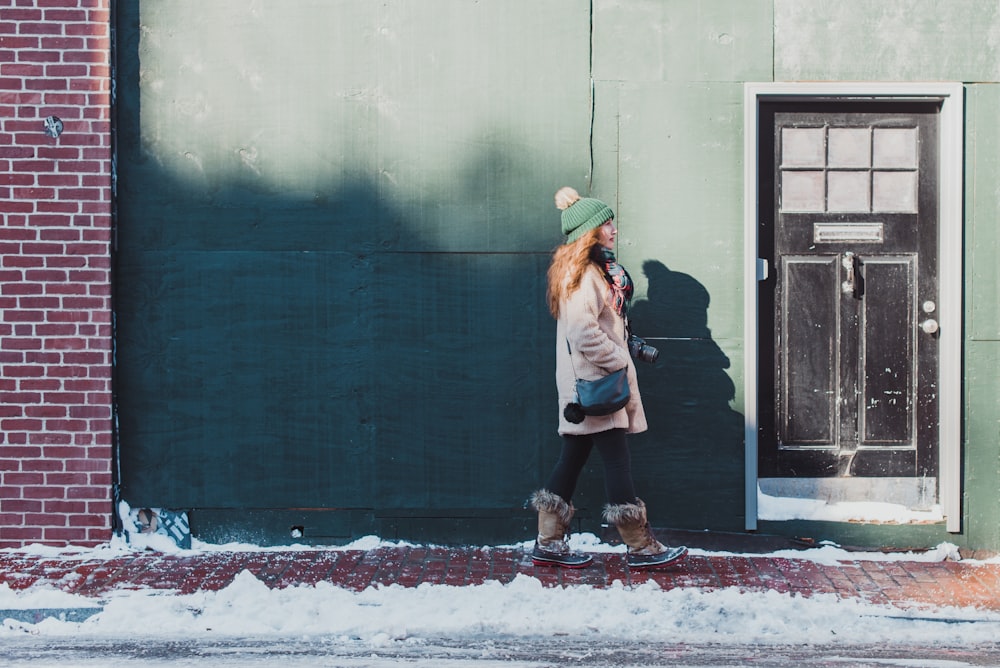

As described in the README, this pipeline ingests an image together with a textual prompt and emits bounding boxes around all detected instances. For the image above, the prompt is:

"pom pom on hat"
[555,186,614,244]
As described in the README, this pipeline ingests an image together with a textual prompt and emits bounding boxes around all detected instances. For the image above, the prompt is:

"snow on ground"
[2,534,999,648]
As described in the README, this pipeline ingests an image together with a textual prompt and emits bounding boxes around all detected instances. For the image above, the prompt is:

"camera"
[628,334,659,364]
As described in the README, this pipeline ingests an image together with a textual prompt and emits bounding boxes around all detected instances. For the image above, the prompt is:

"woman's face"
[596,219,616,249]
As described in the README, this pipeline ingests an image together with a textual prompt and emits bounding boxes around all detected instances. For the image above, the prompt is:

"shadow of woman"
[626,260,746,531]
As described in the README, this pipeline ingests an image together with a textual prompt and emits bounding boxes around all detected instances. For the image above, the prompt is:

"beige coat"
[555,264,648,436]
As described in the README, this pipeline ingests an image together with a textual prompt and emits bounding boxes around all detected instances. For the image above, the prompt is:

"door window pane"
[781,171,825,211]
[873,128,918,168]
[873,171,918,212]
[828,171,871,212]
[782,128,825,167]
[828,128,871,168]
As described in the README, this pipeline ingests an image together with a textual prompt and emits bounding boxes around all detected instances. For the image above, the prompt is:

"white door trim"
[743,82,964,532]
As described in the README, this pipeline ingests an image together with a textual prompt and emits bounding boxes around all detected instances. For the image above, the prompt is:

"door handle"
[841,252,857,297]
[921,319,939,334]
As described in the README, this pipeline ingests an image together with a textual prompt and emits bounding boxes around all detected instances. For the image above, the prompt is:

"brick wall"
[0,0,113,547]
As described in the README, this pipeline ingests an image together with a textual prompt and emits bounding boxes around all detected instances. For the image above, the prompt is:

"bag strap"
[565,337,578,378]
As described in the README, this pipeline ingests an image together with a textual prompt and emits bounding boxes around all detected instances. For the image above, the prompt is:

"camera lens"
[640,345,659,364]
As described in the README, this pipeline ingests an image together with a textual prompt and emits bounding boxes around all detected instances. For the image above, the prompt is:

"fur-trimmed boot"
[528,489,593,568]
[603,499,687,570]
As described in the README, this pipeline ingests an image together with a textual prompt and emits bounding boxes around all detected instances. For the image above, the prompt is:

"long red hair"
[546,227,603,319]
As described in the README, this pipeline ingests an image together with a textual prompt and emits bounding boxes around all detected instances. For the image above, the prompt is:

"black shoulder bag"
[564,338,630,423]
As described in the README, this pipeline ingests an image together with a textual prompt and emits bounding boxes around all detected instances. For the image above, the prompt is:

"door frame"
[743,82,964,532]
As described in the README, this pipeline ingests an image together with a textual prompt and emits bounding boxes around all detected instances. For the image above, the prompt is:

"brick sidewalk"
[2,546,999,611]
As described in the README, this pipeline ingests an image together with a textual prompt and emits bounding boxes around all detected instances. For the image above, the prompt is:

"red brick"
[25,405,67,419]
[66,21,107,38]
[69,405,107,419]
[18,50,62,65]
[61,451,107,471]
[0,200,34,213]
[0,391,42,404]
[28,213,73,226]
[45,310,88,323]
[2,282,44,295]
[45,283,87,294]
[36,201,80,214]
[0,420,44,433]
[45,256,87,268]
[2,499,43,513]
[20,377,60,389]
[0,446,42,458]
[43,527,91,543]
[0,36,40,50]
[45,64,88,77]
[66,485,108,500]
[61,297,105,311]
[39,439,84,455]
[0,526,43,541]
[44,472,88,485]
[4,309,44,321]
[0,173,34,186]
[43,92,88,107]
[20,242,66,255]
[19,297,62,309]
[2,63,44,77]
[25,513,67,527]
[18,22,63,36]
[35,323,76,335]
[43,499,88,514]
[0,147,37,160]
[67,513,107,528]
[3,8,43,21]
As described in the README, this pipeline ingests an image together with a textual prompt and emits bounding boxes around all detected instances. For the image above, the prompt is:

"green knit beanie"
[555,187,614,244]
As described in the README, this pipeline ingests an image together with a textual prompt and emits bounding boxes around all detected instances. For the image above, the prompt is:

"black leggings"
[544,428,637,506]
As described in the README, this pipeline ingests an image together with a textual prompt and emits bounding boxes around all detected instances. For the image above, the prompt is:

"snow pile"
[2,570,997,646]
[1,537,998,647]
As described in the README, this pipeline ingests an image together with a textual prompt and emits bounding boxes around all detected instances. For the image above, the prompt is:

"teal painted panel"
[964,86,1000,550]
[372,252,556,509]
[116,251,376,508]
[612,82,745,341]
[628,337,745,531]
[964,342,1000,551]
[967,84,1000,341]
[775,0,1000,81]
[594,0,773,82]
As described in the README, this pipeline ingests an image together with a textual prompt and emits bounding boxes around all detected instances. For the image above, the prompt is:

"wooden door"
[758,101,940,479]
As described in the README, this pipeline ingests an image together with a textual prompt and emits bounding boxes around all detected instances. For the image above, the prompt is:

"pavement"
[1,530,999,617]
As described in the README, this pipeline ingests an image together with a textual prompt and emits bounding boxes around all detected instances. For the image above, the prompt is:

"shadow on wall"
[114,0,563,544]
[626,259,745,531]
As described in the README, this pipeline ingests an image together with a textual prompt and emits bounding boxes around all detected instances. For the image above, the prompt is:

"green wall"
[114,0,1000,551]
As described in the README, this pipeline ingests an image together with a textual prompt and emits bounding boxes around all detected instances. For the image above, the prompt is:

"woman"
[528,186,687,570]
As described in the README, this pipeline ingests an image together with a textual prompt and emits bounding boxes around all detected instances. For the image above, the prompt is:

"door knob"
[921,319,939,334]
